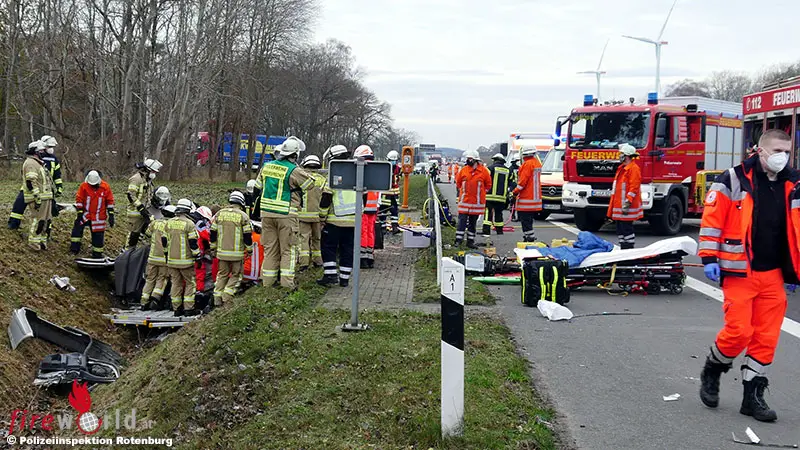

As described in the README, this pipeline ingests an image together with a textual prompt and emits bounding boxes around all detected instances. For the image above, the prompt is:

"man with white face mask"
[698,129,800,423]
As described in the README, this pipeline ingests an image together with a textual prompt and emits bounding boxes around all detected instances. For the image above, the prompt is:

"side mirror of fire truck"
[655,117,668,147]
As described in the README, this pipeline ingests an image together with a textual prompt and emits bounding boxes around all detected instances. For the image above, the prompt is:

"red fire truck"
[742,76,800,165]
[559,94,742,235]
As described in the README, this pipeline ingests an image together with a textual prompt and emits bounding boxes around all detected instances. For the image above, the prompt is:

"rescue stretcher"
[515,236,697,295]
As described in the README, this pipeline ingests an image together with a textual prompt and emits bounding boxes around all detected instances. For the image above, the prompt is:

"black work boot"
[339,277,349,287]
[466,240,478,249]
[620,243,635,250]
[173,305,185,317]
[360,258,369,269]
[316,274,338,287]
[740,377,778,422]
[495,227,504,235]
[700,357,731,408]
[481,224,491,237]
[391,223,400,234]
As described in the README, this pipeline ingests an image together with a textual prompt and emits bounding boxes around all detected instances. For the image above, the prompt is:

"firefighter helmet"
[279,137,303,156]
[26,141,40,155]
[327,144,349,158]
[354,145,374,159]
[196,206,213,222]
[162,205,177,218]
[154,186,171,206]
[463,149,480,159]
[619,143,639,157]
[492,153,506,162]
[301,155,322,168]
[85,170,101,186]
[229,191,246,207]
[245,179,257,194]
[386,150,399,161]
[175,198,193,214]
[144,158,162,172]
[40,135,58,148]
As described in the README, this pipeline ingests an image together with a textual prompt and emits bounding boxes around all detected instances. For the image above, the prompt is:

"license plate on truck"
[592,189,612,198]
[544,204,561,210]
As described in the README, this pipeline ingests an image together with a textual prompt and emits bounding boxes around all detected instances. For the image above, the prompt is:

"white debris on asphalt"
[663,393,681,402]
[745,427,761,444]
[537,300,573,321]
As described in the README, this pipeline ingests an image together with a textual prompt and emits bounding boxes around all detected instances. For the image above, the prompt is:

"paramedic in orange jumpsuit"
[511,148,542,242]
[455,149,491,249]
[607,144,642,249]
[354,145,379,269]
[698,129,800,422]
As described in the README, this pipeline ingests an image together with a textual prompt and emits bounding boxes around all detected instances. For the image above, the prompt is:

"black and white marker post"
[441,256,465,437]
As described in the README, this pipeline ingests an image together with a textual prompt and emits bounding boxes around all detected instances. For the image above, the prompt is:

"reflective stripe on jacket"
[22,157,53,202]
[259,160,295,215]
[607,160,643,221]
[513,157,542,212]
[456,164,492,215]
[76,181,115,232]
[211,206,253,261]
[147,219,169,266]
[486,162,510,202]
[327,190,357,227]
[699,156,800,280]
[166,216,200,268]
[299,171,327,221]
[127,172,152,217]
[364,191,381,213]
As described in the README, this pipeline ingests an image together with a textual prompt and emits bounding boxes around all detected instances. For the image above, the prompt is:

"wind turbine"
[577,39,610,101]
[622,0,678,96]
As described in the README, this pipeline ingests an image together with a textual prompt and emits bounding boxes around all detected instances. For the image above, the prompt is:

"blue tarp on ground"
[536,232,614,268]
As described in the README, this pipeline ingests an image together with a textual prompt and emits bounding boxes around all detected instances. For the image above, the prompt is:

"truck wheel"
[534,212,551,221]
[574,209,605,232]
[648,194,684,236]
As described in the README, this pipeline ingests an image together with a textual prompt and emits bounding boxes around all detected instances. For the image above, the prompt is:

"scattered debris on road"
[537,300,573,321]
[49,275,76,292]
[732,427,799,448]
[571,312,643,319]
[662,393,681,402]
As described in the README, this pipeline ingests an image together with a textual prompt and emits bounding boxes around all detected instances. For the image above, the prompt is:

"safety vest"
[21,157,53,203]
[364,192,381,213]
[699,157,800,279]
[513,157,542,212]
[299,171,327,221]
[607,161,643,221]
[486,163,510,202]
[76,181,115,232]
[211,206,253,261]
[166,216,200,268]
[147,219,169,266]
[260,160,296,215]
[327,190,357,227]
[127,172,152,217]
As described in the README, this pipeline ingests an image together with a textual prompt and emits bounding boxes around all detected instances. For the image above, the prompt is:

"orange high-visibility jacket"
[699,156,800,279]
[449,164,459,178]
[456,164,492,215]
[513,157,543,212]
[607,160,643,221]
[243,230,264,281]
[75,180,115,232]
[364,191,381,213]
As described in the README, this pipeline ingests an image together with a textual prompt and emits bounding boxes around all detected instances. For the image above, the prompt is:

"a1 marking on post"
[442,268,462,295]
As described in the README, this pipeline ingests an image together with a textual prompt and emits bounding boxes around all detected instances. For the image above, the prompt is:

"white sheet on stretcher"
[514,236,698,268]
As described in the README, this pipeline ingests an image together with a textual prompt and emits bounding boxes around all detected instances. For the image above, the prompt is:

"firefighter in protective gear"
[140,205,175,310]
[382,150,402,233]
[354,145,380,269]
[8,141,43,230]
[448,162,459,183]
[148,186,171,220]
[210,191,253,308]
[70,171,114,258]
[317,144,357,287]
[255,136,313,289]
[607,144,642,249]
[698,129,800,423]
[483,153,510,236]
[40,136,63,240]
[165,198,201,316]
[127,158,161,248]
[298,154,326,269]
[511,148,543,242]
[244,179,260,220]
[23,142,55,250]
[455,149,492,249]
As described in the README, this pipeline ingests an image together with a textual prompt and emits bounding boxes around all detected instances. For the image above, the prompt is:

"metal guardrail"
[428,177,444,286]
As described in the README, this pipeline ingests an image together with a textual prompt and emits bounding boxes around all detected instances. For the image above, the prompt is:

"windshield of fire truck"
[568,112,651,149]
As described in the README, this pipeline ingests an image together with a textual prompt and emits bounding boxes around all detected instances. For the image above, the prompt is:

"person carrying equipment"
[70,171,114,258]
[210,191,253,309]
[455,149,491,249]
[127,158,161,248]
[298,154,327,270]
[354,145,379,269]
[482,153,510,236]
[698,129,800,423]
[381,150,402,233]
[165,198,201,316]
[22,141,55,250]
[511,147,543,242]
[607,144,642,249]
[140,205,176,310]
[255,136,313,290]
[317,144,356,286]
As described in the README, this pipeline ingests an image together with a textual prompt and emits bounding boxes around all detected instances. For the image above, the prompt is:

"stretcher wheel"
[669,284,683,295]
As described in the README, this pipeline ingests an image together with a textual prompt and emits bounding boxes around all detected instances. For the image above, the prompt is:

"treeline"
[0,0,419,180]
[665,61,800,103]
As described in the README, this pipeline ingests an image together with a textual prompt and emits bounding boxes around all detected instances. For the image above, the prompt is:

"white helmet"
[175,198,193,214]
[196,206,213,222]
[154,186,171,206]
[301,155,322,168]
[229,190,246,206]
[27,141,40,155]
[327,144,349,158]
[144,158,162,172]
[85,170,101,186]
[521,147,537,157]
[354,145,373,158]
[619,143,639,157]
[279,137,303,156]
[245,179,257,194]
[492,153,506,162]
[162,205,177,218]
[386,150,399,161]
[510,153,521,163]
[40,135,58,148]
[463,149,480,159]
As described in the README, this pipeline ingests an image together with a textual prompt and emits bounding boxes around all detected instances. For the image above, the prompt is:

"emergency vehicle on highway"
[559,94,743,235]
[742,76,800,166]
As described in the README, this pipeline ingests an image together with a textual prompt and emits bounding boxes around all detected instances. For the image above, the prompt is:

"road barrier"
[428,177,444,286]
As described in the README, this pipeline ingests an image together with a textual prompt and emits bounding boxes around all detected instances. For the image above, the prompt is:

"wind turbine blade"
[577,71,598,75]
[597,39,610,71]
[658,0,678,40]
[622,35,656,44]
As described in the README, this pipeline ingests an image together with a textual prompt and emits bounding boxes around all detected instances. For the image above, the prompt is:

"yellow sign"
[570,150,619,160]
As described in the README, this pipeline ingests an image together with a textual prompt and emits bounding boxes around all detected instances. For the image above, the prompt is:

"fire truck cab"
[559,94,742,235]
[742,76,800,166]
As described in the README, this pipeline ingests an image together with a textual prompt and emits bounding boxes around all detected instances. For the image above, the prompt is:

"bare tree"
[706,71,756,102]
[664,79,710,98]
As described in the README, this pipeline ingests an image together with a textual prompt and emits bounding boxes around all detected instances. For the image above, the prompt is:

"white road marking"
[548,220,800,340]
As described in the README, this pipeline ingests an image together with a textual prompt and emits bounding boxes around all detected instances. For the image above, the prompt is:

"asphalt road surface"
[436,180,800,450]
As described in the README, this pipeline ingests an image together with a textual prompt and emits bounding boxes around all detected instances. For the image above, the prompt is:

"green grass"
[92,273,555,449]
[403,174,429,211]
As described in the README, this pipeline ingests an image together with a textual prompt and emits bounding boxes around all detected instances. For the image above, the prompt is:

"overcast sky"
[313,0,799,151]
